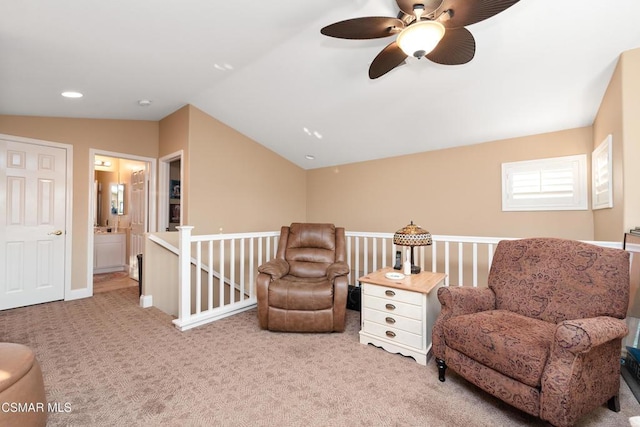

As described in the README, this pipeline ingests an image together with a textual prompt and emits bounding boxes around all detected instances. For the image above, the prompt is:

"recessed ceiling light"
[61,91,83,98]
[313,131,323,139]
[138,99,152,107]
[303,127,311,136]
[305,155,315,160]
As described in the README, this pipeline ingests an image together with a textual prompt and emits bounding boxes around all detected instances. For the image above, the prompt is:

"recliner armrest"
[326,262,349,282]
[437,286,496,318]
[257,259,289,280]
[554,316,629,355]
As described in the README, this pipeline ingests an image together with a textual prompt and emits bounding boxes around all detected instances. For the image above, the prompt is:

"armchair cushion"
[443,310,555,388]
[268,276,334,311]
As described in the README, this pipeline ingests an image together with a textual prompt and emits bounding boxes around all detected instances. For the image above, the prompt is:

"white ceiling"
[2,0,640,169]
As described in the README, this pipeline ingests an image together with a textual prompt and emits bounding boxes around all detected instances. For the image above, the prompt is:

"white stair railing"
[173,227,280,331]
[170,227,622,331]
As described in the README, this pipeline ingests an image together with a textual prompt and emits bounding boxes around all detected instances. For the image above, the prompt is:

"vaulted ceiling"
[2,0,640,169]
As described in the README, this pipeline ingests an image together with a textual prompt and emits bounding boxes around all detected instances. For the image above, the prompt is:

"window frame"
[501,154,588,212]
[592,134,613,210]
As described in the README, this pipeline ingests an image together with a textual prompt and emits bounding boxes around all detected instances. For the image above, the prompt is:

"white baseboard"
[66,287,92,301]
[140,294,153,308]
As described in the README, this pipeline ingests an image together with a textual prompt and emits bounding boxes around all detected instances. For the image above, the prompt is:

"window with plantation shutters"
[501,155,588,211]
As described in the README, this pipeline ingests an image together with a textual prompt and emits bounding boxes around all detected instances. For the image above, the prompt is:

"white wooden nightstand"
[358,267,446,365]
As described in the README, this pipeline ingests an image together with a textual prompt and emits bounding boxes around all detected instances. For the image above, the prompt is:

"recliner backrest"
[488,237,630,323]
[282,223,338,278]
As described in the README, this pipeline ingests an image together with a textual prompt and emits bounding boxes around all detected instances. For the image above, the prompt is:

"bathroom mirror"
[110,183,125,215]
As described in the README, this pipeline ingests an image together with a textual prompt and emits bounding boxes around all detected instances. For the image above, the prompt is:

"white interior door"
[129,168,147,280]
[1,138,67,310]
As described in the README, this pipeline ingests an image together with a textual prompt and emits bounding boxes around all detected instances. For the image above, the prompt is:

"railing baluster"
[195,241,202,314]
[431,243,437,274]
[355,237,360,281]
[249,237,255,298]
[208,240,213,310]
[458,242,463,287]
[363,237,368,276]
[240,239,245,301]
[372,238,377,272]
[472,243,478,287]
[230,238,235,304]
[444,241,450,286]
[346,236,352,283]
[219,239,225,309]
[381,238,387,268]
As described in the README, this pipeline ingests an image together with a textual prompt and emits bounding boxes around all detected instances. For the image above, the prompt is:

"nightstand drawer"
[362,307,422,335]
[363,320,422,349]
[364,295,423,320]
[363,283,422,305]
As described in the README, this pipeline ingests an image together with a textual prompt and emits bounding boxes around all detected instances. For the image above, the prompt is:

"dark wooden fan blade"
[369,42,408,79]
[426,27,475,65]
[439,0,520,28]
[396,0,443,16]
[321,17,404,40]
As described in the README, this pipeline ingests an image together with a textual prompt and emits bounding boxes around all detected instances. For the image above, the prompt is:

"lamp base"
[411,265,421,274]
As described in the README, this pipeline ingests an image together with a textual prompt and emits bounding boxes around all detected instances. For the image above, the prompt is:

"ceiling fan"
[321,0,520,79]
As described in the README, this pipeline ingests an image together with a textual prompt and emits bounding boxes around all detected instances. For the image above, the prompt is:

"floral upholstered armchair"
[433,237,630,427]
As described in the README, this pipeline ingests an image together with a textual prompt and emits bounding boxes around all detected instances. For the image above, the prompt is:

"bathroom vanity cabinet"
[94,232,126,273]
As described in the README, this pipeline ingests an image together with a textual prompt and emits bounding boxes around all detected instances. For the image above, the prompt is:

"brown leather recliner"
[433,237,630,427]
[256,223,350,332]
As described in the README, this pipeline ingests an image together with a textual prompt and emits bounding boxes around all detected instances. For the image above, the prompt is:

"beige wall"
[593,47,640,240]
[621,48,640,232]
[593,52,625,240]
[159,106,190,225]
[186,106,306,234]
[0,116,159,290]
[307,127,595,240]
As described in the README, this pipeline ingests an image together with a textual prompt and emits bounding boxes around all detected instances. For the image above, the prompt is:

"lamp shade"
[393,221,432,247]
[396,20,445,58]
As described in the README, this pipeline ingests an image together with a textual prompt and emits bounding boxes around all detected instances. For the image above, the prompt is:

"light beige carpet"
[1,287,638,426]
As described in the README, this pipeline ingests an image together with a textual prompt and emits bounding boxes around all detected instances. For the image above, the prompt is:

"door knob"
[48,230,63,236]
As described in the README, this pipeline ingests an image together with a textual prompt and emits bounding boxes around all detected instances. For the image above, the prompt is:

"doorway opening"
[159,150,183,232]
[88,149,157,297]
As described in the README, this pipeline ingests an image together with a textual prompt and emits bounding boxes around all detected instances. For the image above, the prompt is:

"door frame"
[87,149,157,295]
[159,150,183,232]
[0,133,74,302]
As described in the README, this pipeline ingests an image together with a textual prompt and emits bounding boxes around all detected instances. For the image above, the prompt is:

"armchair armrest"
[257,259,289,280]
[432,286,496,361]
[326,262,349,282]
[437,286,496,318]
[541,317,629,422]
[554,316,629,355]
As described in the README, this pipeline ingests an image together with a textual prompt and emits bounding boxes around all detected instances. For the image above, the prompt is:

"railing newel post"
[177,226,194,325]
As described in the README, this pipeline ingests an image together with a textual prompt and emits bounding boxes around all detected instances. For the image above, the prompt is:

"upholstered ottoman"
[0,343,47,427]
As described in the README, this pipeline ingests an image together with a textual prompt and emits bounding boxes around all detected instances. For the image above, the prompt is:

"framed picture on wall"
[170,180,180,199]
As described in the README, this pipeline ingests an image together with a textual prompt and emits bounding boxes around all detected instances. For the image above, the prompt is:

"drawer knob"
[385,303,396,311]
[385,290,395,297]
[385,317,396,324]
[385,330,396,338]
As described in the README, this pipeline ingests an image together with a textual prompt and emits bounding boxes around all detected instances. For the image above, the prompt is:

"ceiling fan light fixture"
[396,20,445,58]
